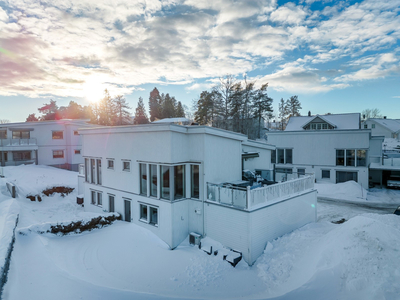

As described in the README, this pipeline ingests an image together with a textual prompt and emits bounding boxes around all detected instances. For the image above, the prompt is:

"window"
[322,170,330,179]
[346,149,355,167]
[52,131,64,139]
[364,124,368,129]
[85,158,89,182]
[0,130,6,139]
[109,195,115,212]
[91,190,102,206]
[53,150,64,159]
[85,158,101,184]
[271,150,276,164]
[90,159,95,183]
[336,150,345,166]
[12,131,30,139]
[357,150,367,167]
[96,159,102,185]
[107,159,114,169]
[140,163,147,195]
[276,168,292,174]
[150,164,157,197]
[4,152,8,161]
[372,124,375,128]
[174,165,185,200]
[297,168,305,176]
[123,160,130,171]
[161,165,170,200]
[74,130,79,135]
[74,149,81,154]
[140,203,158,226]
[13,151,31,161]
[277,149,285,164]
[191,165,200,199]
[285,149,293,164]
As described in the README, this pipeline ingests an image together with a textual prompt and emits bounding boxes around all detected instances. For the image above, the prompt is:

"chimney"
[363,114,365,120]
[384,116,387,119]
[308,111,311,117]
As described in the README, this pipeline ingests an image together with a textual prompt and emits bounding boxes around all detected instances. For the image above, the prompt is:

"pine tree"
[175,101,185,117]
[26,114,39,122]
[93,89,116,125]
[162,93,176,118]
[149,87,162,121]
[278,98,288,130]
[133,97,150,124]
[286,95,302,118]
[215,75,236,130]
[194,90,221,126]
[113,95,132,125]
[38,100,60,120]
[252,83,273,138]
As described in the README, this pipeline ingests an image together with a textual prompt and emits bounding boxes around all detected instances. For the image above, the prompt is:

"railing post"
[247,186,251,209]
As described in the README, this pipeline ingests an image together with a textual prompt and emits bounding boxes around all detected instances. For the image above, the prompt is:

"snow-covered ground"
[1,165,400,300]
[383,138,400,151]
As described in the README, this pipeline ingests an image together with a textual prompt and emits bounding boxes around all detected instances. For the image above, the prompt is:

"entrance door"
[109,195,115,212]
[124,199,131,222]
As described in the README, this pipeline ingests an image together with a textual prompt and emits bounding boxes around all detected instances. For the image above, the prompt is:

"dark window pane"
[174,165,185,200]
[191,165,200,199]
[286,149,293,164]
[150,164,157,197]
[52,131,63,139]
[21,131,30,139]
[322,170,330,178]
[298,168,305,176]
[161,166,170,200]
[97,159,102,185]
[357,150,367,167]
[140,163,147,195]
[336,150,345,166]
[91,159,95,183]
[109,195,115,212]
[271,150,276,164]
[108,160,114,169]
[97,193,102,205]
[91,191,96,204]
[277,149,285,164]
[140,204,147,221]
[150,207,158,225]
[346,149,355,166]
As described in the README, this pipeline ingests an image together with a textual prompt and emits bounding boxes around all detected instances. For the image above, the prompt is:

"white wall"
[364,120,392,138]
[242,143,273,171]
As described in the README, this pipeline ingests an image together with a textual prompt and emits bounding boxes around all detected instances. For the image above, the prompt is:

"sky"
[0,0,399,123]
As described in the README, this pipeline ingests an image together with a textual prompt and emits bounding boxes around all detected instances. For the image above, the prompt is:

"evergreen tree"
[215,75,236,129]
[175,101,185,117]
[162,93,176,118]
[113,95,132,125]
[194,90,220,126]
[26,113,39,122]
[286,95,302,118]
[240,78,256,135]
[93,89,116,126]
[149,87,162,121]
[252,83,273,138]
[133,97,150,124]
[38,100,60,120]
[278,98,288,130]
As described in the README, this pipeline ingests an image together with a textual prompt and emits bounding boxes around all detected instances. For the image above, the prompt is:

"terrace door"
[124,199,131,222]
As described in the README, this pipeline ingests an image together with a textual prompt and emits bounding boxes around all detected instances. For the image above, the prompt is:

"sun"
[83,78,105,103]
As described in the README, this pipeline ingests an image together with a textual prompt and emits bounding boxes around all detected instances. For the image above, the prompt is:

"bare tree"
[0,119,10,124]
[362,108,383,120]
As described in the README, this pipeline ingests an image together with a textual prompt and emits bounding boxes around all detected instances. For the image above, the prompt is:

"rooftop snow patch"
[285,113,360,131]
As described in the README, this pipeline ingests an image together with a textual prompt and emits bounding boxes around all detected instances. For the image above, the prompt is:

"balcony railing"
[207,175,315,210]
[383,157,400,167]
[0,138,37,147]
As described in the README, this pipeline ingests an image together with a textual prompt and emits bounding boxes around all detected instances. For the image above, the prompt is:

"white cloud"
[270,3,308,25]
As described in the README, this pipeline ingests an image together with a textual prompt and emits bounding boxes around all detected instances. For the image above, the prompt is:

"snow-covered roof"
[285,113,360,131]
[368,118,400,133]
[152,118,191,124]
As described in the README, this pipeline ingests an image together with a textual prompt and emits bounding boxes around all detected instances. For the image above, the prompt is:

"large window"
[52,131,64,139]
[336,149,367,167]
[322,170,330,179]
[275,148,293,164]
[53,150,64,159]
[150,164,157,197]
[13,151,31,161]
[12,131,30,139]
[91,190,102,206]
[140,203,158,226]
[86,157,102,184]
[191,165,200,199]
[140,163,147,195]
[277,149,285,164]
[0,130,6,139]
[285,149,293,164]
[174,165,185,200]
[161,165,170,200]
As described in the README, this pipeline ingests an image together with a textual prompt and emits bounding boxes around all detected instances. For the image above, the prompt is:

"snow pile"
[316,180,367,200]
[1,165,77,198]
[257,214,400,299]
[383,138,400,151]
[0,199,19,276]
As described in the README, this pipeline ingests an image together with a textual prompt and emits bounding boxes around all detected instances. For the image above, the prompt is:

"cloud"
[270,3,308,25]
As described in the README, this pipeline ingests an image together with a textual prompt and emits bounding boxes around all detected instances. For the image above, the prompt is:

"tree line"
[192,75,301,137]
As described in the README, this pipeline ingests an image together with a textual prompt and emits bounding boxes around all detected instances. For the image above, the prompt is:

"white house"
[79,124,317,265]
[0,119,95,171]
[266,113,384,188]
[362,118,400,139]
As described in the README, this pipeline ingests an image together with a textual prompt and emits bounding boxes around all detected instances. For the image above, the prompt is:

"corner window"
[140,203,158,226]
[191,165,200,199]
[150,164,157,197]
[123,161,130,172]
[161,165,170,200]
[322,170,330,179]
[52,131,64,139]
[53,150,64,159]
[107,159,114,169]
[174,165,185,200]
[140,163,147,195]
[74,149,81,155]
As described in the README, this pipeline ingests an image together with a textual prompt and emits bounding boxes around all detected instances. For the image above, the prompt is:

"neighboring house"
[0,119,95,171]
[79,124,317,265]
[362,118,400,139]
[267,113,383,188]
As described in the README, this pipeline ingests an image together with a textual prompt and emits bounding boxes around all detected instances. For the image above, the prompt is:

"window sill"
[91,203,102,207]
[139,219,158,227]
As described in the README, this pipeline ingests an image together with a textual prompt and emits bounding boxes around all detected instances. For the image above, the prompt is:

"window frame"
[107,159,114,170]
[74,149,81,155]
[122,160,131,172]
[52,131,64,140]
[73,130,79,136]
[91,190,103,207]
[52,150,64,159]
[336,149,367,167]
[139,203,158,227]
[321,170,330,179]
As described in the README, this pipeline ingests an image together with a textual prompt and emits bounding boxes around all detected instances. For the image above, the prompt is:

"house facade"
[267,113,383,188]
[79,124,317,265]
[0,119,94,171]
[362,118,400,139]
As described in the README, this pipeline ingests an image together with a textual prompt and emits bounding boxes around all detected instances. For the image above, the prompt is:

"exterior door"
[109,195,115,212]
[124,199,131,222]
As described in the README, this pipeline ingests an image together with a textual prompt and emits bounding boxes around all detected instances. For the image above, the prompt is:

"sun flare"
[83,78,104,103]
